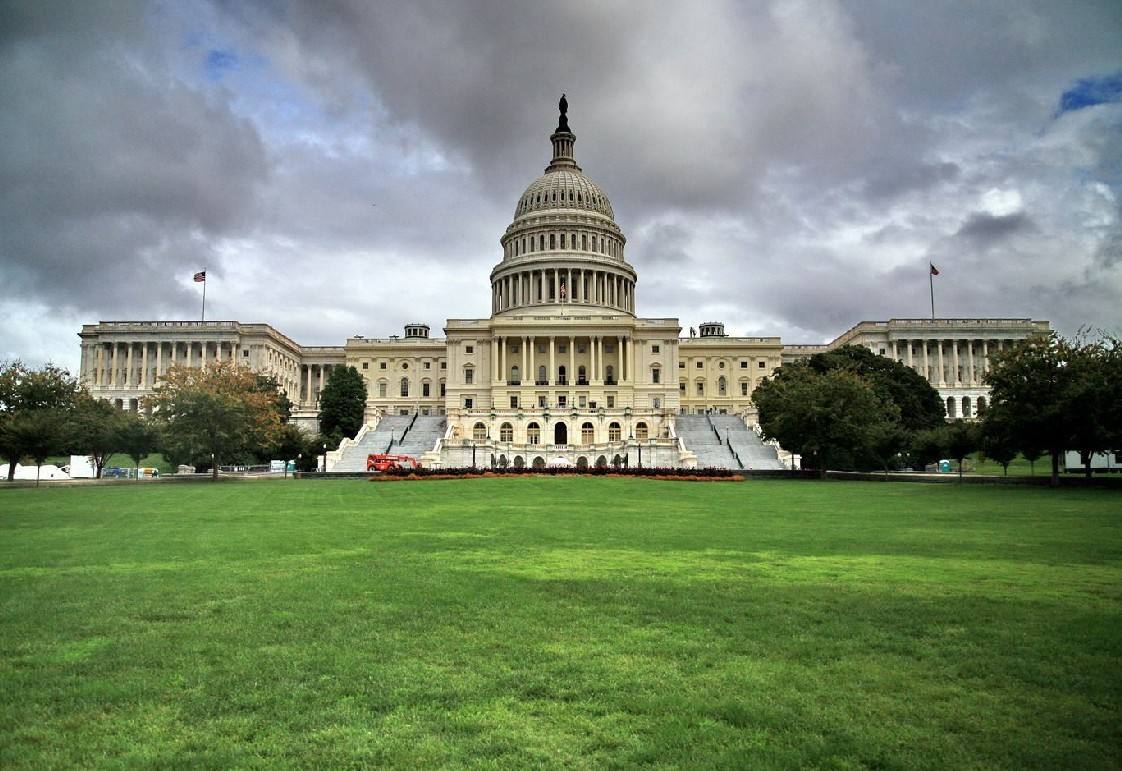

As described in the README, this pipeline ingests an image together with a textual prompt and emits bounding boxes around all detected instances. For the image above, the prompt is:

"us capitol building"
[77,99,1049,469]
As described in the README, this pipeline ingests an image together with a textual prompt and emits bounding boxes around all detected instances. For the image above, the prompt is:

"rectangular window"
[440,383,446,397]
[758,360,766,369]
[652,369,661,384]
[242,349,249,358]
[652,345,660,354]
[380,362,387,369]
[441,361,446,369]
[579,395,587,407]
[422,383,430,397]
[558,395,567,407]
[424,361,431,369]
[696,361,703,368]
[379,383,387,397]
[741,382,748,396]
[606,395,615,408]
[605,344,614,353]
[538,344,546,353]
[465,346,474,354]
[680,382,686,392]
[538,395,547,408]
[653,398,661,409]
[464,369,474,384]
[740,360,748,368]
[510,396,519,408]
[362,362,369,370]
[679,362,685,369]
[559,344,567,353]
[696,382,704,395]
[464,397,473,408]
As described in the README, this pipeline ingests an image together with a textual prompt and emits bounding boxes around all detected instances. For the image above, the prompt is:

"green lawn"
[1,479,1119,768]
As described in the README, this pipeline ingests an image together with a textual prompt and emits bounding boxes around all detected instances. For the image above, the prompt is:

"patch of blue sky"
[1057,71,1122,116]
[205,49,239,81]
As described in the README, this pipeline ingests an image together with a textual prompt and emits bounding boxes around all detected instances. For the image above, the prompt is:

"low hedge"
[375,466,741,479]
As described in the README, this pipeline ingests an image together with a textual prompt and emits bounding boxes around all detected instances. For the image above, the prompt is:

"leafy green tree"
[0,361,78,479]
[985,332,1122,485]
[67,392,124,477]
[909,425,949,472]
[1021,444,1044,477]
[148,362,285,481]
[5,410,67,485]
[979,409,1018,476]
[254,374,293,423]
[946,420,979,481]
[116,412,160,478]
[867,420,910,478]
[755,364,894,478]
[318,365,367,439]
[807,345,946,432]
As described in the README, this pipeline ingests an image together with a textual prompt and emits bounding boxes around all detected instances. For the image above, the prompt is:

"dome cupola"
[491,96,637,317]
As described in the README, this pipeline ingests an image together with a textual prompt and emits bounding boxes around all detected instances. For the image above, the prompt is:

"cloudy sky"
[2,0,1120,372]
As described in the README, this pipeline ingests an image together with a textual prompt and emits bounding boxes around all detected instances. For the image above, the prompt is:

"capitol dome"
[515,169,615,220]
[491,95,636,317]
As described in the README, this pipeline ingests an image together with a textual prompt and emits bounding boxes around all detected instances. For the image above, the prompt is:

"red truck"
[366,454,420,472]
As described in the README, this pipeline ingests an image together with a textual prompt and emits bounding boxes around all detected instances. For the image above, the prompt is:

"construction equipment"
[366,453,420,472]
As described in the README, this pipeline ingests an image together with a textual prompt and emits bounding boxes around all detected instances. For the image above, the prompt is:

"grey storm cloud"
[1,0,1121,369]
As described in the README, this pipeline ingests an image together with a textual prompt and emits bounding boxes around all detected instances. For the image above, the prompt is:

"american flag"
[193,270,206,282]
[929,263,940,276]
[560,281,567,298]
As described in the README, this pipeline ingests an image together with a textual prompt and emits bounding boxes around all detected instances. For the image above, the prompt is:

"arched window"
[472,422,487,441]
[976,396,987,416]
[578,365,587,384]
[532,456,546,469]
[606,365,614,384]
[608,421,621,442]
[510,365,520,384]
[635,422,648,441]
[718,376,727,395]
[538,364,546,384]
[961,396,971,418]
[514,455,525,468]
[595,455,608,468]
[651,365,661,384]
[500,422,513,442]
[946,396,956,418]
[558,365,566,384]
[527,422,540,445]
[581,422,594,444]
[400,377,409,397]
[576,456,588,469]
[422,380,430,397]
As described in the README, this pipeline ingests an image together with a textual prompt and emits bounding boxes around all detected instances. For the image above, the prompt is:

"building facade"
[78,101,1049,467]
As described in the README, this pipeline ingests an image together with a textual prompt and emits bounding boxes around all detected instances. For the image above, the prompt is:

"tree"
[254,374,293,423]
[68,392,124,478]
[910,425,949,472]
[945,420,979,481]
[754,364,894,478]
[147,362,285,481]
[979,409,1018,476]
[985,332,1122,486]
[807,345,946,432]
[0,361,78,480]
[318,365,367,439]
[116,412,160,478]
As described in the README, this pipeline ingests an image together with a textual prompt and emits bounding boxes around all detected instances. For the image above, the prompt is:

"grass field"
[1,479,1119,768]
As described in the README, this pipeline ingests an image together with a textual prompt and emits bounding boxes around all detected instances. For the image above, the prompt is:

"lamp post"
[322,442,327,473]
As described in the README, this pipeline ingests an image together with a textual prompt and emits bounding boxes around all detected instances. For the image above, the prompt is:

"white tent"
[546,457,575,468]
[0,463,69,481]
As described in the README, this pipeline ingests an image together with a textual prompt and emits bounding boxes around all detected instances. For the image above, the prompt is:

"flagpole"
[201,267,207,322]
[929,269,935,319]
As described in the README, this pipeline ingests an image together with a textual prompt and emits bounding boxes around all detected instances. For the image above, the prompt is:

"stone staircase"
[674,414,785,470]
[331,415,446,471]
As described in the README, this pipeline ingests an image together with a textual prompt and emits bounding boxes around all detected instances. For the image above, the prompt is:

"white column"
[618,336,625,382]
[968,341,976,385]
[905,339,913,369]
[937,340,945,385]
[952,339,960,384]
[591,335,597,383]
[318,365,325,401]
[549,336,555,384]
[306,366,313,406]
[982,339,989,378]
[141,343,149,388]
[125,344,133,387]
[186,341,193,368]
[891,340,898,361]
[491,338,498,381]
[155,342,163,382]
[500,336,506,382]
[522,335,528,382]
[922,341,929,382]
[569,335,575,383]
[110,343,119,387]
[628,338,636,382]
